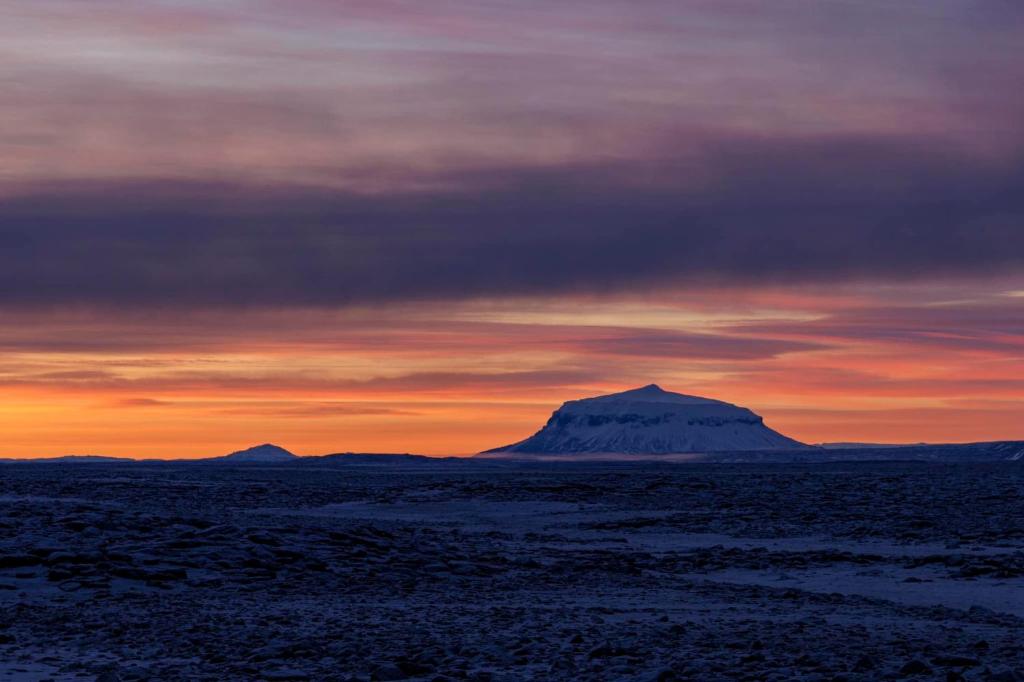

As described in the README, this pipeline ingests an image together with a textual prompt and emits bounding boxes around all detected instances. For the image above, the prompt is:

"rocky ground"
[0,461,1022,681]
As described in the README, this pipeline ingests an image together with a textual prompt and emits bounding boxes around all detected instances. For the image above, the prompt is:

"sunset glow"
[2,1,1022,457]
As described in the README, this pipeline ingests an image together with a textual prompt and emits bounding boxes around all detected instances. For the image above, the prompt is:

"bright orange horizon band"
[2,286,1022,460]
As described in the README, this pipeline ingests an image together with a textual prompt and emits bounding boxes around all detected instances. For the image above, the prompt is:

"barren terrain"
[1,462,1022,681]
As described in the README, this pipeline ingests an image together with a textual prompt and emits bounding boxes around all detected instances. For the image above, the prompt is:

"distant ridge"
[482,384,806,456]
[0,455,134,463]
[1,441,1022,466]
[819,442,922,450]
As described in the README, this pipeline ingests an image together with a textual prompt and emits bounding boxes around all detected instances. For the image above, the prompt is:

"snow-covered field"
[1,462,1022,680]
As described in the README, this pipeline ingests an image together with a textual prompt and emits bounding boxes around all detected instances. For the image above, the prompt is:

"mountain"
[205,443,298,463]
[481,384,806,456]
[300,452,455,467]
[699,440,1024,463]
[0,455,135,463]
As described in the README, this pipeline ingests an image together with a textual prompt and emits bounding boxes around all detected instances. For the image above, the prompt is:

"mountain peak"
[622,383,665,396]
[212,443,298,462]
[586,384,728,406]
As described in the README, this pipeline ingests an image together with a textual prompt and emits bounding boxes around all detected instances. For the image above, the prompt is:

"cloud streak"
[2,133,1023,307]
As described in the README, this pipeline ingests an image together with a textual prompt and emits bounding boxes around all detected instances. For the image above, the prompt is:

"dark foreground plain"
[1,462,1022,681]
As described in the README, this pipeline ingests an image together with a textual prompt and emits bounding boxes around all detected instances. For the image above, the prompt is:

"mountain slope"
[482,384,805,455]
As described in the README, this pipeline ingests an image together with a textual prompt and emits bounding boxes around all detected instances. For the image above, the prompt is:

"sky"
[1,0,1023,458]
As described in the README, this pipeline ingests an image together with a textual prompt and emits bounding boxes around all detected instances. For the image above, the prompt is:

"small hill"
[206,443,298,463]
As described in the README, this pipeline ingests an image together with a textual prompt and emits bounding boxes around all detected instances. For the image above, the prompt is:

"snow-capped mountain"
[208,443,298,462]
[482,384,806,455]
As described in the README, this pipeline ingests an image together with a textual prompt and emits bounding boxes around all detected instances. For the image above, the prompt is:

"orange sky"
[2,2,1023,458]
[2,283,1022,458]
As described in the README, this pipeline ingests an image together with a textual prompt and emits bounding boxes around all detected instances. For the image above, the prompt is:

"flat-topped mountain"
[482,384,806,455]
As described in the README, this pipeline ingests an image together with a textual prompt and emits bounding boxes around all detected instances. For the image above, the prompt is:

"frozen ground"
[1,462,1022,681]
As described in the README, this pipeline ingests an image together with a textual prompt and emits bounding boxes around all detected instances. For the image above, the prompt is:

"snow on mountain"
[482,384,806,455]
[209,443,298,462]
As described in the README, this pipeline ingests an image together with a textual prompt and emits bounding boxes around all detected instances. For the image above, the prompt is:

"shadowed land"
[1,461,1022,681]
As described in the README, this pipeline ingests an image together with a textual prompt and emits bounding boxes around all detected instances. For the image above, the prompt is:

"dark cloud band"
[1,134,1022,307]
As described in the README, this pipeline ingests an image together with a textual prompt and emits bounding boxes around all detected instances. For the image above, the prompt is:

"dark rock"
[986,671,1024,682]
[372,663,407,681]
[261,669,310,681]
[899,660,932,676]
[398,659,434,676]
[0,555,40,569]
[650,669,677,682]
[932,656,981,668]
